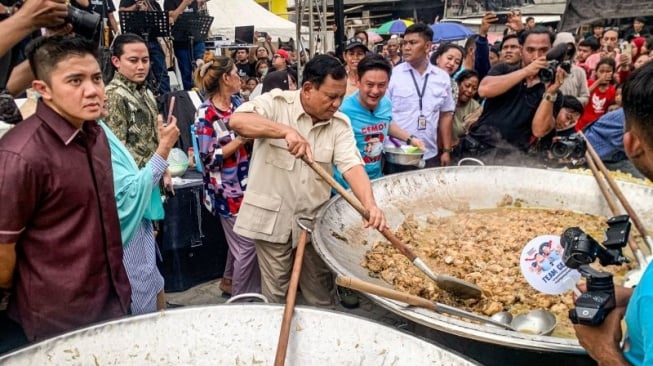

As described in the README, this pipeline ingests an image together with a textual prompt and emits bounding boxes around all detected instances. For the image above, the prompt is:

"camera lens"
[67,6,101,42]
[551,141,571,159]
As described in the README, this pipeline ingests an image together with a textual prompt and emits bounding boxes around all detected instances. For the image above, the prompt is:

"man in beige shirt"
[230,55,387,307]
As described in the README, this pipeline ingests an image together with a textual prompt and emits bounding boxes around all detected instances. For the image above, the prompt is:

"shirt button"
[301,180,306,184]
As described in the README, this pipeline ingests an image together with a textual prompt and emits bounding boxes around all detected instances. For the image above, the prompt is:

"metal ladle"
[337,275,558,335]
[490,310,558,336]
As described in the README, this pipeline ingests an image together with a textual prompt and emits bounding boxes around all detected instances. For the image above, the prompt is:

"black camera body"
[1,0,100,41]
[538,43,573,83]
[551,133,586,159]
[66,6,101,43]
[560,215,631,326]
[539,59,572,83]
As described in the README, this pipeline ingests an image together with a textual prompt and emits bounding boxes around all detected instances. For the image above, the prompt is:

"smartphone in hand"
[495,13,509,24]
[165,96,176,127]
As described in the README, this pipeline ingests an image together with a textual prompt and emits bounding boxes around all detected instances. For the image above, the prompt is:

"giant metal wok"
[0,304,478,365]
[313,166,653,364]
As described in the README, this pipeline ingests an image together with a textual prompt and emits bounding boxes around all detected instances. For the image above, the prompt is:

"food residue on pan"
[362,204,636,338]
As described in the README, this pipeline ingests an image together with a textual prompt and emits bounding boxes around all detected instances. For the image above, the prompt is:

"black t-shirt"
[236,62,256,78]
[476,62,562,151]
[164,0,200,47]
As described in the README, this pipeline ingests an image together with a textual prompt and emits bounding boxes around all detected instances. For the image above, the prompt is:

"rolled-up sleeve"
[0,151,38,243]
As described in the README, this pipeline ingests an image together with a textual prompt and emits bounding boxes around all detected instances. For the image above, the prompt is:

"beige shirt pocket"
[236,189,283,236]
[265,138,296,171]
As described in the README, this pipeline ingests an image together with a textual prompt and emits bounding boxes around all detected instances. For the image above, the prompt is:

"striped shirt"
[122,153,168,315]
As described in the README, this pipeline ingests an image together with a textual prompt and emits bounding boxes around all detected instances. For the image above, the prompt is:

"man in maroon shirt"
[0,36,131,352]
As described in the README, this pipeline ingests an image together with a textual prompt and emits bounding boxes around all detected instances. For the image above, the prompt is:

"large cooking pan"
[313,166,653,364]
[0,304,478,365]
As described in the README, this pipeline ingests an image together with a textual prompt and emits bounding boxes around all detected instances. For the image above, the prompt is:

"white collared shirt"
[387,59,455,159]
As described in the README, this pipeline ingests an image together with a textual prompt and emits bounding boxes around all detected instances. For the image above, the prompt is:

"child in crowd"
[576,57,617,131]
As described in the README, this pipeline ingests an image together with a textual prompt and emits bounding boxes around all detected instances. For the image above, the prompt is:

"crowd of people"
[2,1,653,364]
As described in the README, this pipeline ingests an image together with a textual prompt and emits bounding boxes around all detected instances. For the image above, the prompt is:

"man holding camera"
[573,61,653,366]
[472,26,565,157]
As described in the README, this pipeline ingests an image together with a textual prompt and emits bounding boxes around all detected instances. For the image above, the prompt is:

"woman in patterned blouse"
[193,52,261,297]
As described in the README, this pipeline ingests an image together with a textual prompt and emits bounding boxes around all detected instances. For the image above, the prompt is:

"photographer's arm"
[532,70,565,138]
[574,307,630,366]
[0,0,67,58]
[478,67,529,98]
[6,61,33,97]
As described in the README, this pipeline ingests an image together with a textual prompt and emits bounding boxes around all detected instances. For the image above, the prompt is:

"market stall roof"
[559,0,653,31]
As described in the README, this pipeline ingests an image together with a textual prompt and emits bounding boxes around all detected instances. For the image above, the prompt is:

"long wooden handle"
[585,151,646,265]
[335,275,435,310]
[581,131,653,252]
[303,158,417,261]
[336,276,511,330]
[274,230,308,366]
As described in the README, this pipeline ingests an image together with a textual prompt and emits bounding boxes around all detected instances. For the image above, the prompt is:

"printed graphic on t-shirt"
[591,93,607,114]
[361,122,387,163]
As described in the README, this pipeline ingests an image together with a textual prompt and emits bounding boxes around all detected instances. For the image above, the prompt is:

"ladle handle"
[336,276,513,331]
[303,158,418,261]
[580,131,653,254]
[274,229,309,366]
[336,275,436,310]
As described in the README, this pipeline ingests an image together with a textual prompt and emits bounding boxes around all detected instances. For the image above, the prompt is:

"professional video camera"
[0,0,100,41]
[560,215,631,326]
[539,43,572,83]
[551,133,586,160]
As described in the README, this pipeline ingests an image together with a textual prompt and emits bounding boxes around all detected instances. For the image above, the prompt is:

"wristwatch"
[542,93,557,103]
[406,135,416,145]
[442,147,453,153]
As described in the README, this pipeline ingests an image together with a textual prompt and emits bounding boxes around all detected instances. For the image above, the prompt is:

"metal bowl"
[384,147,425,166]
[312,166,653,364]
[0,305,479,365]
[511,309,558,336]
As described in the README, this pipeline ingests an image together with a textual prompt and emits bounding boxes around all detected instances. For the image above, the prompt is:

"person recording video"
[468,26,566,161]
[573,60,653,366]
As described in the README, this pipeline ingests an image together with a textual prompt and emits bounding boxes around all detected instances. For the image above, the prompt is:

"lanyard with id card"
[410,70,429,131]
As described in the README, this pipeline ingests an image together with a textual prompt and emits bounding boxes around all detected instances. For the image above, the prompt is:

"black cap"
[262,70,290,93]
[344,37,369,53]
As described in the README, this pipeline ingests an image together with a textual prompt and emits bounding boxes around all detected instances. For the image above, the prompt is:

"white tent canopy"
[206,0,301,41]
